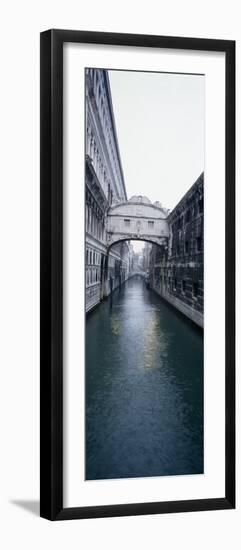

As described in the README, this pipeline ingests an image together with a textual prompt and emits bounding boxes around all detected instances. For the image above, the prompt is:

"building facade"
[85,69,131,313]
[149,173,204,328]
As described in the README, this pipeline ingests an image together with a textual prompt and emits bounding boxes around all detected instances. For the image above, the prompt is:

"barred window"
[193,282,198,297]
[198,198,203,213]
[196,236,202,252]
[185,209,191,223]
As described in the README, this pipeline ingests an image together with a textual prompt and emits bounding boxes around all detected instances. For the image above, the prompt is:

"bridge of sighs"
[106,195,170,249]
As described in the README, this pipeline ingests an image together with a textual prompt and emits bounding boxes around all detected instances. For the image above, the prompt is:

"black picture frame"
[40,29,235,521]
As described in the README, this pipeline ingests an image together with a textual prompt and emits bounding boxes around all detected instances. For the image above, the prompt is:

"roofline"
[168,172,204,219]
[108,200,168,215]
[104,71,128,201]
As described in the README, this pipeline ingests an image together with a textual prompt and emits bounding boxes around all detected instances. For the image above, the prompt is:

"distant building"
[142,242,152,273]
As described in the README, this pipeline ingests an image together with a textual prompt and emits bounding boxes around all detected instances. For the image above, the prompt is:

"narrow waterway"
[86,276,203,480]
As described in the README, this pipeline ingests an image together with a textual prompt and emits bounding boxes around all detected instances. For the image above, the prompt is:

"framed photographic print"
[40,29,235,520]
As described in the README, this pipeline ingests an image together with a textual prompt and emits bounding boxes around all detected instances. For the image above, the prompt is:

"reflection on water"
[86,276,203,480]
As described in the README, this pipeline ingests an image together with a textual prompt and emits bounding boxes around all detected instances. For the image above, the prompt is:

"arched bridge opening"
[103,236,169,300]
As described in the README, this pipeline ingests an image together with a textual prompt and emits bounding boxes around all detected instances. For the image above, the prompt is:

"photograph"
[85,67,204,480]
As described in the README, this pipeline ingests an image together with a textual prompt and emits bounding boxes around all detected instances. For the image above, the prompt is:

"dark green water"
[86,276,203,480]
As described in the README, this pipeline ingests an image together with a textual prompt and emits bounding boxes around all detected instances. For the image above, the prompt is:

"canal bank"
[86,276,203,480]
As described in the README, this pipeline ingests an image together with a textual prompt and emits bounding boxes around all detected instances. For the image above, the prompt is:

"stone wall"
[149,173,204,328]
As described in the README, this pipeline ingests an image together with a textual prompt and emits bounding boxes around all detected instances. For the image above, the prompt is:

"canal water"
[86,276,203,480]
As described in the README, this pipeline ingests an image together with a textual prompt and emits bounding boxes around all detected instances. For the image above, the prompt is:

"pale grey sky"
[109,70,204,208]
[109,70,204,253]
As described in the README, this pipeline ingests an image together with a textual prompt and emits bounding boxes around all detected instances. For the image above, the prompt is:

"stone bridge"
[106,195,170,249]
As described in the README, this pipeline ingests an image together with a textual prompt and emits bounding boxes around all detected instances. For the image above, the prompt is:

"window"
[198,198,203,213]
[185,240,189,254]
[185,209,191,223]
[148,220,154,228]
[177,215,182,229]
[182,280,186,294]
[196,236,202,252]
[124,219,130,227]
[86,207,89,230]
[173,278,177,291]
[193,282,198,298]
[86,207,89,231]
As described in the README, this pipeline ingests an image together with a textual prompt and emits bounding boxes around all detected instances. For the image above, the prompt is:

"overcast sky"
[108,69,204,252]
